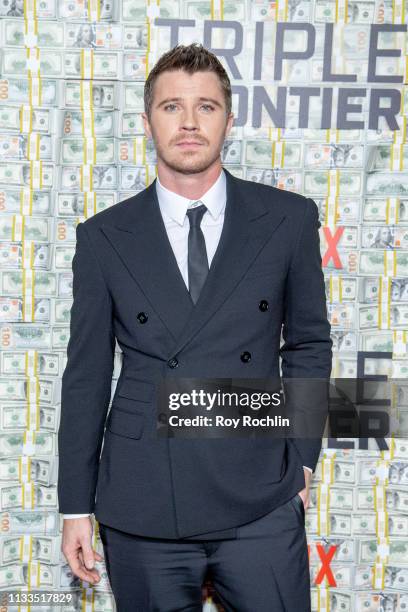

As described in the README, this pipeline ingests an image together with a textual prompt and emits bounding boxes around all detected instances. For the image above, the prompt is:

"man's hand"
[297,467,312,510]
[61,517,103,584]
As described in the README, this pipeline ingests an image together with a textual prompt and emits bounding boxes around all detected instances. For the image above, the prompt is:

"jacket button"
[259,300,269,312]
[137,312,148,324]
[167,357,179,369]
[240,351,251,363]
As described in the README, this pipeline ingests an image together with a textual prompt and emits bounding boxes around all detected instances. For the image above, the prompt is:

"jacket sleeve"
[58,221,115,513]
[279,197,333,473]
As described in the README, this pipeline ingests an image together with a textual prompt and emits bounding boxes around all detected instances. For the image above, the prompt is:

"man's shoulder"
[233,172,313,219]
[78,189,147,232]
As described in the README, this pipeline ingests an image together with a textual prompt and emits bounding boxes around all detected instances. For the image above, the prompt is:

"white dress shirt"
[63,169,311,519]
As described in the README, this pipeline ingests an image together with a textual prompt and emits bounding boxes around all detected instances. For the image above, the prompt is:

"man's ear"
[141,112,152,139]
[226,113,234,137]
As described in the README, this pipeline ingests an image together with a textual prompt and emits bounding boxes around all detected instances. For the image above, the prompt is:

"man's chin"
[161,158,215,175]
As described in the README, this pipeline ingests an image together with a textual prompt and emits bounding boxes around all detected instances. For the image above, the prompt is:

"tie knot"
[186,202,207,227]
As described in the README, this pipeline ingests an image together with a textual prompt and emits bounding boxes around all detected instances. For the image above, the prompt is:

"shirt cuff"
[302,465,313,474]
[63,513,91,518]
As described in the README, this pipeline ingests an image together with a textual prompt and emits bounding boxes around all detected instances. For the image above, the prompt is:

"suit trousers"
[98,493,311,612]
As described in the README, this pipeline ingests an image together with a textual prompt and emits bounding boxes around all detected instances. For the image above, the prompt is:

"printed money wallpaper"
[0,0,408,610]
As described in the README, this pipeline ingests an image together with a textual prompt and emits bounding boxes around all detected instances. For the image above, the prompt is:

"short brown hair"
[144,43,232,120]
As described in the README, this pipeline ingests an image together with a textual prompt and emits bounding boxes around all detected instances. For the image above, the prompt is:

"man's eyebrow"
[156,97,223,109]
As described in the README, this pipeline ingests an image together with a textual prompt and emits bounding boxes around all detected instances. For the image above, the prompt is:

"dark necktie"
[186,202,209,304]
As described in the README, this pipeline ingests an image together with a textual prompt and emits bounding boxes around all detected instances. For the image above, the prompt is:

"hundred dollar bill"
[0,216,50,241]
[367,145,408,171]
[0,432,54,456]
[0,106,51,133]
[361,226,408,248]
[251,0,312,21]
[354,514,408,536]
[363,199,408,223]
[0,0,56,17]
[119,165,157,190]
[1,271,57,296]
[0,242,52,269]
[1,351,60,375]
[0,162,54,189]
[64,51,120,79]
[119,82,146,110]
[62,80,116,109]
[61,110,115,136]
[0,134,53,161]
[65,23,123,49]
[0,560,56,588]
[0,533,60,564]
[359,277,408,303]
[59,164,117,190]
[321,225,358,249]
[357,592,408,611]
[3,19,64,47]
[314,460,356,484]
[54,246,75,269]
[304,171,362,195]
[1,49,63,77]
[58,0,116,19]
[359,460,408,485]
[186,0,246,19]
[0,510,59,535]
[0,297,51,323]
[56,192,116,216]
[0,324,52,349]
[309,485,354,510]
[357,488,408,512]
[331,330,357,351]
[0,484,58,511]
[0,78,58,106]
[304,144,364,168]
[123,24,149,49]
[118,111,144,136]
[122,0,179,20]
[359,250,408,276]
[325,276,357,301]
[222,140,242,164]
[245,167,302,191]
[314,0,375,23]
[245,140,301,167]
[123,52,147,80]
[328,303,356,328]
[366,172,408,196]
[116,137,156,164]
[60,137,115,164]
[0,377,57,403]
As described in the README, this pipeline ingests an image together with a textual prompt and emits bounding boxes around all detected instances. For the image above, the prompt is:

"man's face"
[142,69,234,175]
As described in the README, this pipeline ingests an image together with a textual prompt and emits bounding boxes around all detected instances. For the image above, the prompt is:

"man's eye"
[201,104,214,111]
[164,104,177,111]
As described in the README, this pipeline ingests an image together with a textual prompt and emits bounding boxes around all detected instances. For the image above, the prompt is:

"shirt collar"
[155,168,226,226]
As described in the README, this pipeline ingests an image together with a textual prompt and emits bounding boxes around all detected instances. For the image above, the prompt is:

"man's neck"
[157,163,223,200]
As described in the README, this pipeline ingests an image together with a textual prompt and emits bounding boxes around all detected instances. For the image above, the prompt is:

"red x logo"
[322,226,344,269]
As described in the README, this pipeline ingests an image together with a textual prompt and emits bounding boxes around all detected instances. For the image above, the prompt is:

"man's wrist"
[302,465,313,474]
[63,513,92,518]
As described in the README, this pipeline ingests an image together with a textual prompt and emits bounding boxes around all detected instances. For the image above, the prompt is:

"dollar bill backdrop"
[1,0,408,610]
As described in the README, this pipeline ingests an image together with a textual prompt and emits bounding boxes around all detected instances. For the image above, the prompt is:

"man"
[58,43,332,611]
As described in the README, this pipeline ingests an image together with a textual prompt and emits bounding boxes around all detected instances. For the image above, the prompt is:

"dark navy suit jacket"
[57,167,333,539]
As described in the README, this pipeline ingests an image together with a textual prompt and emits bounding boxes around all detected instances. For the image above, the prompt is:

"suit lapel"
[101,179,194,342]
[100,168,286,353]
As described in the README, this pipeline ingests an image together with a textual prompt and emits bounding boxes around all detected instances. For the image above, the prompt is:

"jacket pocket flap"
[107,408,144,439]
[117,375,155,402]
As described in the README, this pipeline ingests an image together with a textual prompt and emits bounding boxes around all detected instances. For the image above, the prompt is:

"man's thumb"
[82,544,95,569]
